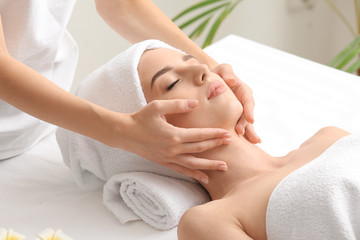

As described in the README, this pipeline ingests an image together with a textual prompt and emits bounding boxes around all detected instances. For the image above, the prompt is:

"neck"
[196,131,286,200]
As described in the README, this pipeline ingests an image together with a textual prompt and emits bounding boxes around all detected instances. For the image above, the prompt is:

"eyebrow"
[182,54,195,61]
[151,66,173,88]
[150,54,196,89]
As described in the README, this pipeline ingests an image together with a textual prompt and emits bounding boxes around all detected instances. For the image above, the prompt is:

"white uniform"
[0,0,78,159]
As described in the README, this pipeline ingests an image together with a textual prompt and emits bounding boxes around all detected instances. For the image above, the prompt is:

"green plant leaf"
[346,56,360,73]
[189,16,212,39]
[202,0,242,48]
[178,2,230,29]
[172,0,223,22]
[335,46,360,69]
[330,35,360,67]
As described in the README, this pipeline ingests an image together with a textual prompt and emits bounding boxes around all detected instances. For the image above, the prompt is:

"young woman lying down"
[137,42,359,240]
[58,39,359,239]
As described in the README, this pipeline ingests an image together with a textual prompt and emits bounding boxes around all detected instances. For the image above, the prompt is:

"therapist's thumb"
[152,99,198,115]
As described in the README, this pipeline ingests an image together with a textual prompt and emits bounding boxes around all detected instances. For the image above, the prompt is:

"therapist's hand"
[122,99,231,184]
[212,63,261,144]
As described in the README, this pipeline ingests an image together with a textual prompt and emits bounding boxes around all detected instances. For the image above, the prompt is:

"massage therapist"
[0,0,259,183]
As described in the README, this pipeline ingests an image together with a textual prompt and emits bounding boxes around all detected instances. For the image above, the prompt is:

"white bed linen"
[205,35,360,155]
[1,34,360,239]
[0,134,177,239]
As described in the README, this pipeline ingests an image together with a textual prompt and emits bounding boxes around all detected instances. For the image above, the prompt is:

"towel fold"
[103,172,210,230]
[266,133,360,240]
[56,39,210,230]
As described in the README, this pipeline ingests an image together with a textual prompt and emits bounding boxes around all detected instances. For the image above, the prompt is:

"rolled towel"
[56,39,210,230]
[103,172,210,230]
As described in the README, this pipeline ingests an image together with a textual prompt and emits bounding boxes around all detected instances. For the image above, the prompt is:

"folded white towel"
[266,133,360,240]
[56,39,210,230]
[103,172,210,230]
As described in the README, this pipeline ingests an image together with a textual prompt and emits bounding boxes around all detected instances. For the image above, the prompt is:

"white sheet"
[205,35,360,155]
[1,34,360,239]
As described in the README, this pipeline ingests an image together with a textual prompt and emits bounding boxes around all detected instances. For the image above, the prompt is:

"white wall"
[67,0,355,91]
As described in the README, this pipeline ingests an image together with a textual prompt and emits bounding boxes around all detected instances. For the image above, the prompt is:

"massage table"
[1,34,359,239]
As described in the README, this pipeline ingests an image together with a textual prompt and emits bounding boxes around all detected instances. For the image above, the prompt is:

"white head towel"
[56,39,210,230]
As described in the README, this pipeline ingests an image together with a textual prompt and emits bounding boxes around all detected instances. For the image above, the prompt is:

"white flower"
[34,228,73,240]
[0,228,26,240]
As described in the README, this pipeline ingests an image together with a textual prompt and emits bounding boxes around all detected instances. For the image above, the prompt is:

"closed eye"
[167,79,179,91]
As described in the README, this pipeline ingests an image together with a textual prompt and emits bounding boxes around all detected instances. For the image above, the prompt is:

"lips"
[207,81,226,100]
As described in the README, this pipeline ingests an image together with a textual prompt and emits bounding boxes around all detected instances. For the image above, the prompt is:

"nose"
[179,63,209,86]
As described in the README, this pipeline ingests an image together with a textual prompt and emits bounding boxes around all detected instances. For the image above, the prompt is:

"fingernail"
[218,164,228,171]
[223,133,231,138]
[200,177,209,184]
[223,138,232,144]
[187,99,198,108]
[228,78,236,86]
[247,116,254,124]
[238,129,244,136]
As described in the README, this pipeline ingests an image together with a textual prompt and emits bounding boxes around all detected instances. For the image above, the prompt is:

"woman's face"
[138,48,243,130]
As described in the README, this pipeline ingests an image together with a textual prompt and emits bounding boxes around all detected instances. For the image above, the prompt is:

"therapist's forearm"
[0,15,8,55]
[95,0,218,68]
[0,54,128,147]
[1,14,124,146]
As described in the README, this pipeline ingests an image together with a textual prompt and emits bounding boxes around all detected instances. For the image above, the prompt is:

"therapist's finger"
[165,162,209,184]
[178,127,230,143]
[241,93,255,124]
[179,137,231,154]
[174,154,228,171]
[216,65,238,88]
[150,99,199,115]
[236,117,260,144]
[244,124,261,144]
[233,84,254,124]
[214,64,255,124]
[235,115,248,135]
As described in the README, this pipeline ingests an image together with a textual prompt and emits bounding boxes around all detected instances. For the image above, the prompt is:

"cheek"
[165,111,204,129]
[165,92,244,129]
[215,93,244,127]
[163,89,206,128]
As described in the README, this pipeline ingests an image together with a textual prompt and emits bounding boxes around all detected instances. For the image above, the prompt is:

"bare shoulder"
[314,126,350,137]
[180,199,238,225]
[178,199,254,240]
[300,126,351,150]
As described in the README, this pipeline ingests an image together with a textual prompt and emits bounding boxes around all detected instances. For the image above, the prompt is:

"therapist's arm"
[0,15,122,146]
[0,16,7,56]
[95,0,260,143]
[0,14,230,183]
[95,0,216,68]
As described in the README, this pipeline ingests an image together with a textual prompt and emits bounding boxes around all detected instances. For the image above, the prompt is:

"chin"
[210,91,243,126]
[220,100,243,130]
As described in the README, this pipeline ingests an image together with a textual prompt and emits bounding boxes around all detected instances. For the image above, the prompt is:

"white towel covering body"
[266,134,360,240]
[0,0,78,159]
[56,40,210,230]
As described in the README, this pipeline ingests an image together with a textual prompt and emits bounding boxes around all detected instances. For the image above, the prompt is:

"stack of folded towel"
[56,40,210,230]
